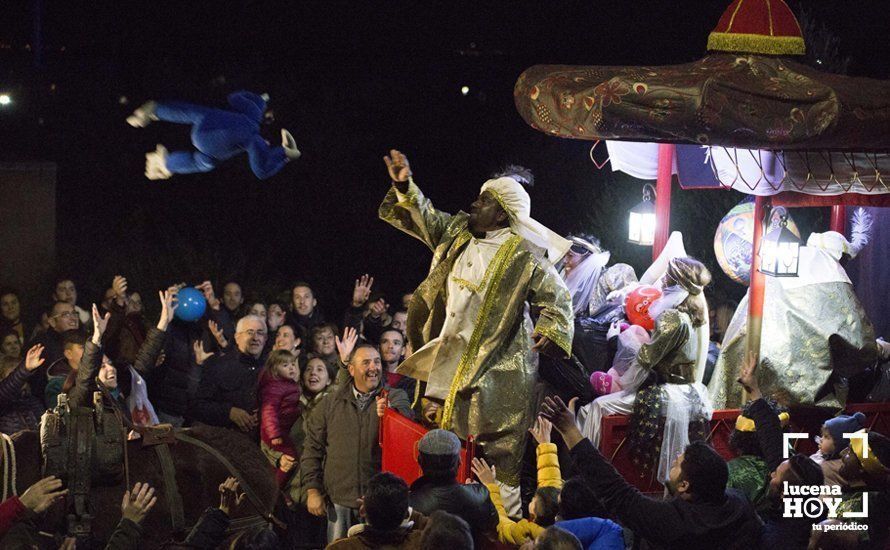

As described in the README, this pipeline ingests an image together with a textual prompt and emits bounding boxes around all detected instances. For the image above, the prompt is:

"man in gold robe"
[379,150,573,508]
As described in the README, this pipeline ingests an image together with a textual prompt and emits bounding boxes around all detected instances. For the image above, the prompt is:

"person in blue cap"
[814,411,867,462]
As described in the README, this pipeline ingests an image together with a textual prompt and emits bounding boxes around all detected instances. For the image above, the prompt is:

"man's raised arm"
[379,149,454,250]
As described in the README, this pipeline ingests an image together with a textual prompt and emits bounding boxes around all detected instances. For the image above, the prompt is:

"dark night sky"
[2,1,889,318]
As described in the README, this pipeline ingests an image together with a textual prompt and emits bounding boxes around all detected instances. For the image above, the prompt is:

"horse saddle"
[136,423,177,446]
[40,392,126,538]
[40,392,125,487]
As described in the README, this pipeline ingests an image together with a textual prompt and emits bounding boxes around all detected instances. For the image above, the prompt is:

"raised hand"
[196,281,220,311]
[531,333,561,358]
[471,457,497,485]
[539,396,583,449]
[528,416,553,445]
[112,275,128,306]
[24,344,46,372]
[92,303,111,345]
[422,400,440,426]
[383,149,412,183]
[121,482,157,524]
[368,298,388,320]
[336,326,358,364]
[352,274,375,307]
[218,477,247,516]
[208,320,228,349]
[737,350,762,400]
[157,288,179,331]
[193,340,214,366]
[19,476,67,513]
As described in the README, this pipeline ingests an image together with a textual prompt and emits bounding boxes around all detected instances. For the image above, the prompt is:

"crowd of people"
[1,156,889,549]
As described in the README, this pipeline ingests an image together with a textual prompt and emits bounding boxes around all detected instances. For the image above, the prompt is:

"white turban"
[805,208,873,261]
[806,231,859,261]
[480,177,571,262]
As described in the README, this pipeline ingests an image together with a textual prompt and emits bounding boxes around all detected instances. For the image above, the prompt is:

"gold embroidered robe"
[379,180,573,484]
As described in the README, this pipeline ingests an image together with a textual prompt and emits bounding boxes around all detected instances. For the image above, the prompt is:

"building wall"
[0,162,57,325]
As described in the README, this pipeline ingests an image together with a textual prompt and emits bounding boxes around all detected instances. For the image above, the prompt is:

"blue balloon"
[175,287,207,322]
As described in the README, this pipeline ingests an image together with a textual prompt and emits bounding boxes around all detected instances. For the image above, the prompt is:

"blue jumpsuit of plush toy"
[154,91,288,180]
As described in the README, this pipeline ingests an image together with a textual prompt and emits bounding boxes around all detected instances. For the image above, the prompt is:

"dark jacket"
[343,305,388,345]
[285,308,324,342]
[0,509,143,550]
[25,328,66,401]
[68,328,167,411]
[182,507,230,549]
[748,398,820,550]
[0,363,44,434]
[570,438,763,549]
[103,300,147,366]
[301,382,412,508]
[409,475,498,539]
[147,319,197,418]
[191,350,263,428]
[102,518,145,550]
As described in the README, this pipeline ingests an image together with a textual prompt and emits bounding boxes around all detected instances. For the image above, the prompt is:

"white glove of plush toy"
[281,129,301,160]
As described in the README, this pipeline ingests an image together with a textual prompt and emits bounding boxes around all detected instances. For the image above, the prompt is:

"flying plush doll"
[127,91,301,180]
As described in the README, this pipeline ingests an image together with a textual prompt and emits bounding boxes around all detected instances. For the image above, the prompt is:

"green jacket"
[300,382,412,508]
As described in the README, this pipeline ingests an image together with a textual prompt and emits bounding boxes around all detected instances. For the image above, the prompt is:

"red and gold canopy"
[514,0,890,153]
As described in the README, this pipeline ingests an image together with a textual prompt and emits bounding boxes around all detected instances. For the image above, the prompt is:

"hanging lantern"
[759,209,800,277]
[628,183,657,246]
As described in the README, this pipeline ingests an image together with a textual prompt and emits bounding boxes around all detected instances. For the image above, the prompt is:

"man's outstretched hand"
[19,476,67,514]
[384,149,412,192]
[470,457,497,485]
[531,333,563,358]
[540,396,584,449]
[736,350,762,401]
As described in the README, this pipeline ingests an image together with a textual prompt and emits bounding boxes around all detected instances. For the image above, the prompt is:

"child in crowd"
[471,417,562,546]
[813,412,867,463]
[258,350,302,487]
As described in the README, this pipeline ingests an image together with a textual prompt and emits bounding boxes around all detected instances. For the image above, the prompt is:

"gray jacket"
[300,382,412,508]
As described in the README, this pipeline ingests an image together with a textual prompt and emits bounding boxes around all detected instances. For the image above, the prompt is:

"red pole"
[653,144,675,260]
[746,195,770,371]
[829,205,846,233]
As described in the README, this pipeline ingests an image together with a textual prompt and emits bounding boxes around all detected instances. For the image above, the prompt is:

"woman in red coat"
[258,350,302,486]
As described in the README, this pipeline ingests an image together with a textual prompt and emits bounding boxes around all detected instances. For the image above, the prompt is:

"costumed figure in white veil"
[558,236,638,379]
[561,235,612,318]
[577,233,713,482]
[709,208,879,408]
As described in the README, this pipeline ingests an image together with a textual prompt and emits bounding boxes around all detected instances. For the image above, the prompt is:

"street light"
[0,94,11,106]
[759,207,800,277]
[628,183,657,246]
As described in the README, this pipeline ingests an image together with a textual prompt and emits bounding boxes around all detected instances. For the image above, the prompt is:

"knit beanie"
[825,412,867,454]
